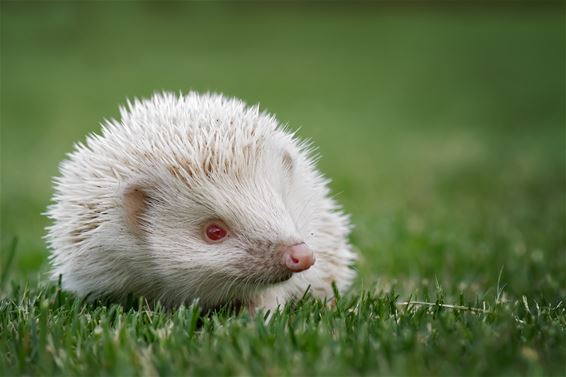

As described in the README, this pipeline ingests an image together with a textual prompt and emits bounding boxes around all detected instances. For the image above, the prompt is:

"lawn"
[1,2,565,376]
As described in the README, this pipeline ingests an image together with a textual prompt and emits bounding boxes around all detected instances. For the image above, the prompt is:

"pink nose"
[281,243,315,273]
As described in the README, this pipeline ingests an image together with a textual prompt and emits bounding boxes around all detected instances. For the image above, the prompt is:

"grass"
[1,282,565,376]
[1,1,565,376]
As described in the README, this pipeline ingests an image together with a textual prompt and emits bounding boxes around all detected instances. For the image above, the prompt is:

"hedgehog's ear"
[123,183,151,237]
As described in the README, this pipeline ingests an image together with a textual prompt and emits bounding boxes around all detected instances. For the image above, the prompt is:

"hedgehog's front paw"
[248,289,288,317]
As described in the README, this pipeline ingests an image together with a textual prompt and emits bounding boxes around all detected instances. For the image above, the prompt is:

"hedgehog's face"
[122,140,320,303]
[191,216,315,285]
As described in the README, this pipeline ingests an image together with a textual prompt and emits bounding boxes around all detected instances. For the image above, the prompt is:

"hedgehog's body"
[46,92,356,311]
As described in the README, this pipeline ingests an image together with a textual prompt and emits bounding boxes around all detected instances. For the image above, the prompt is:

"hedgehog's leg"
[248,285,289,315]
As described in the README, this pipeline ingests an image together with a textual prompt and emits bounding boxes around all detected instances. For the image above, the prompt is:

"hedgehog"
[45,92,356,312]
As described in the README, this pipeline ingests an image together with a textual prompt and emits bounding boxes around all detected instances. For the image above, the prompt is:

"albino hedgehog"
[46,92,356,312]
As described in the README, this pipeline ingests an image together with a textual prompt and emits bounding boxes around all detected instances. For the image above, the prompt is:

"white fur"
[45,92,356,311]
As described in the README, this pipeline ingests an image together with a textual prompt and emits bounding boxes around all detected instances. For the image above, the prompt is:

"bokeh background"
[1,2,564,302]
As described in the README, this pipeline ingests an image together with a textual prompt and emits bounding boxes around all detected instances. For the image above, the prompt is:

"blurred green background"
[1,2,564,301]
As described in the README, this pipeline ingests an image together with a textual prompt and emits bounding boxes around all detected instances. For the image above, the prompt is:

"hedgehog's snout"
[279,242,315,273]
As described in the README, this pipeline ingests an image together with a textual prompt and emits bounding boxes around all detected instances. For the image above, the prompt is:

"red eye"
[204,222,228,242]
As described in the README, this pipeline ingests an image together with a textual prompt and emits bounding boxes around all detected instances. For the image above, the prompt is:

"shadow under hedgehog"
[45,92,356,312]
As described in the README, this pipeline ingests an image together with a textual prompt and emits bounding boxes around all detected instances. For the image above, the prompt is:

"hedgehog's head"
[121,125,321,306]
